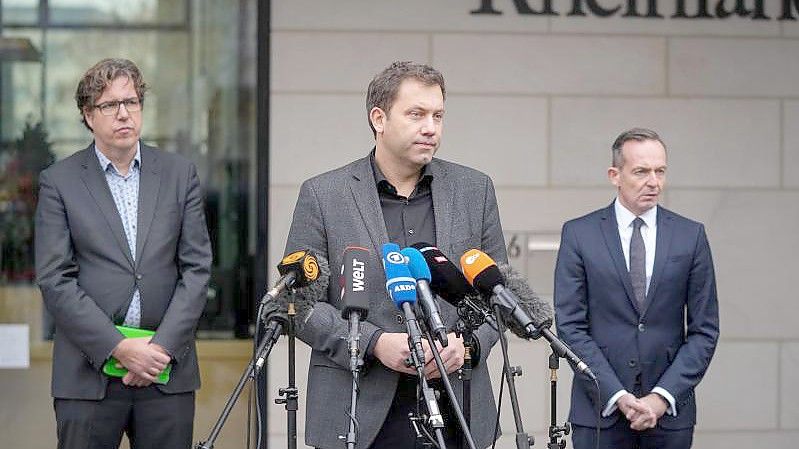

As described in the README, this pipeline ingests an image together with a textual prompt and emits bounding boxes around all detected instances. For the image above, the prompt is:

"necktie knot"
[633,217,645,230]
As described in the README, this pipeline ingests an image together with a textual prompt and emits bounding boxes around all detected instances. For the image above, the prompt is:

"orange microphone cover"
[459,249,497,286]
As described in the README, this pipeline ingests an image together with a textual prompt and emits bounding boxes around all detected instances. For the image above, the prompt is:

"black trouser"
[367,375,459,449]
[54,378,195,449]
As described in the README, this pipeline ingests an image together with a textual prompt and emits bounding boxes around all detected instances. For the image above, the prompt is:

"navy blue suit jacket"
[554,203,719,430]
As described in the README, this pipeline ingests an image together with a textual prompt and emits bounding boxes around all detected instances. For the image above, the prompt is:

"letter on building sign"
[568,0,623,17]
[471,0,558,15]
[622,0,665,18]
[780,0,799,19]
[714,0,769,19]
[672,0,714,18]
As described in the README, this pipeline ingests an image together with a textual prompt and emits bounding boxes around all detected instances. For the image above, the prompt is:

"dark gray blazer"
[285,154,507,449]
[554,204,719,430]
[35,143,212,400]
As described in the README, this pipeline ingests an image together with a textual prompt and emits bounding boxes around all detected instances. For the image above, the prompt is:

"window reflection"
[0,0,258,339]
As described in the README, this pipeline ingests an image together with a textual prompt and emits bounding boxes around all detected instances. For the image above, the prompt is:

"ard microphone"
[402,247,448,347]
[260,249,321,305]
[381,243,417,307]
[382,243,426,366]
[461,249,596,381]
[340,246,371,320]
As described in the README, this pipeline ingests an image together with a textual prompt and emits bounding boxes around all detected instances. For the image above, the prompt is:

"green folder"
[102,325,171,384]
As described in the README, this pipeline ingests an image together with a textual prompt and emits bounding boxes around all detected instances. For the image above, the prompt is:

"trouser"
[54,378,195,449]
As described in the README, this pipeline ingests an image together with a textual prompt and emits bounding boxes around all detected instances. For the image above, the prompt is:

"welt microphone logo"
[351,257,366,292]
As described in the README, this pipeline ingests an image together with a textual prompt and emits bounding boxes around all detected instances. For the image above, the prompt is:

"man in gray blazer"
[35,58,212,449]
[285,61,507,448]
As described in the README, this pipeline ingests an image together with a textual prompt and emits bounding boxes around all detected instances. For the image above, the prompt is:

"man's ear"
[369,107,386,134]
[607,166,620,187]
[83,109,95,131]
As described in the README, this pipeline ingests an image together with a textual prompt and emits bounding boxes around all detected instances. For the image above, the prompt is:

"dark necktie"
[630,217,647,308]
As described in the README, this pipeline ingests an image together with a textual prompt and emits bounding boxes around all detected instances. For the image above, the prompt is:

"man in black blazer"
[555,128,719,449]
[35,58,212,449]
[284,61,507,448]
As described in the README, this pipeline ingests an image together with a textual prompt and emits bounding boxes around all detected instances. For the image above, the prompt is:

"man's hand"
[374,332,416,375]
[122,372,153,388]
[112,337,171,383]
[424,333,465,379]
[629,393,668,430]
[617,393,651,429]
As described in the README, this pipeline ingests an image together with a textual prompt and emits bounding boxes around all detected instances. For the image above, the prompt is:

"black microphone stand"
[492,303,534,449]
[343,310,364,449]
[195,318,285,449]
[274,302,299,449]
[452,296,494,449]
[547,352,570,449]
[401,302,448,449]
[419,322,478,449]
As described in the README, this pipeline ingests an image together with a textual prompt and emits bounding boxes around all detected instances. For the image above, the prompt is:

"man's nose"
[116,103,131,119]
[420,116,436,135]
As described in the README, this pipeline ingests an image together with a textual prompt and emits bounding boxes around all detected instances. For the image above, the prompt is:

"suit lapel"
[642,206,674,316]
[79,145,135,268]
[599,203,642,314]
[429,160,454,252]
[348,156,389,255]
[135,145,162,268]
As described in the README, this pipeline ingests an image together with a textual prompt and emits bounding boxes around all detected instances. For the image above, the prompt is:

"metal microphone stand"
[195,318,285,449]
[420,324,478,449]
[401,302,448,449]
[492,304,534,449]
[274,302,299,449]
[343,310,363,449]
[453,296,494,449]
[547,352,570,449]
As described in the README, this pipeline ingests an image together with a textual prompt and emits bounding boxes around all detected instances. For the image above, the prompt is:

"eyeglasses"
[93,98,142,116]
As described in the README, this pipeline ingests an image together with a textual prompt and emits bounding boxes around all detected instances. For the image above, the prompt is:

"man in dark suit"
[554,128,720,449]
[35,58,212,449]
[284,61,507,448]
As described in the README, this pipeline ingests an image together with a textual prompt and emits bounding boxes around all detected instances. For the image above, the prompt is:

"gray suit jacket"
[35,143,212,400]
[285,154,507,449]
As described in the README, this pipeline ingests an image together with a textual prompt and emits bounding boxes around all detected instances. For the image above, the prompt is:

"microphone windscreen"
[381,243,417,307]
[401,247,431,282]
[277,249,320,287]
[460,249,498,286]
[283,254,330,331]
[412,242,478,305]
[497,263,553,330]
[460,249,504,295]
[341,246,371,319]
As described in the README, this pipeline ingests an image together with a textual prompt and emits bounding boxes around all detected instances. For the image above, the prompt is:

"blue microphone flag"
[381,243,417,308]
[401,247,432,282]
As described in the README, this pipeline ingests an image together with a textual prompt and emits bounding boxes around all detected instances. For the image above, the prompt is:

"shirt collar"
[95,142,141,175]
[369,148,433,192]
[614,198,657,229]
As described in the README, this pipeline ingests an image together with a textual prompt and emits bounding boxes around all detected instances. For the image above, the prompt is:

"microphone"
[401,247,448,347]
[381,243,426,367]
[410,242,480,306]
[260,249,321,306]
[260,254,330,328]
[460,249,596,381]
[340,246,371,320]
[340,246,371,373]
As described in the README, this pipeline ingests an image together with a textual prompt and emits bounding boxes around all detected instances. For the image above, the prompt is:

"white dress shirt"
[603,199,677,418]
